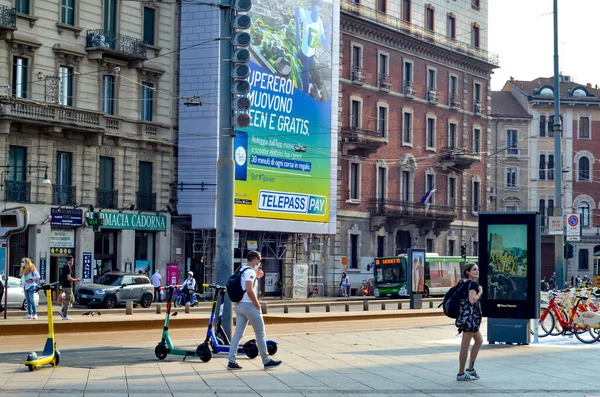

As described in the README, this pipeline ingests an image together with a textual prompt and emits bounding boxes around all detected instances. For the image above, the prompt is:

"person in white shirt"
[151,270,162,302]
[228,250,282,371]
[181,271,197,306]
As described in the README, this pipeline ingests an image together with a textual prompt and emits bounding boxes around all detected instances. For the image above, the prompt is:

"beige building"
[0,0,178,284]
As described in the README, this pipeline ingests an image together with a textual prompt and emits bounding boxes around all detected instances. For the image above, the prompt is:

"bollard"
[344,303,350,312]
[305,304,310,313]
[409,294,423,309]
[156,304,162,314]
[125,300,133,315]
[284,305,289,314]
[429,301,433,309]
[397,301,402,310]
[185,302,190,313]
[363,300,369,311]
[325,304,331,312]
[381,302,385,310]
[261,302,268,314]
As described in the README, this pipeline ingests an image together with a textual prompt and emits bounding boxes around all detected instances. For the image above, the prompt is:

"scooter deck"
[24,354,55,367]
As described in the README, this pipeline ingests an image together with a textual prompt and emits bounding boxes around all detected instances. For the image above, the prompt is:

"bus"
[372,253,478,298]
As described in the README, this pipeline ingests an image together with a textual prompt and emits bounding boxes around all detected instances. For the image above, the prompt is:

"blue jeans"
[25,288,37,315]
[229,302,270,365]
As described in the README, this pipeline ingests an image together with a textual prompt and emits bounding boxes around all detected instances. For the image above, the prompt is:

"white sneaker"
[57,310,65,319]
[466,368,480,379]
[63,316,73,321]
[457,372,474,381]
[32,314,38,320]
[23,315,32,319]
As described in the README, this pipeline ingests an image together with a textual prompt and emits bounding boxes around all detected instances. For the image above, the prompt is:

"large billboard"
[234,0,335,224]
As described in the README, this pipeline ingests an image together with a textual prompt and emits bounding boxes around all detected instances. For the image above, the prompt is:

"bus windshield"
[374,257,407,283]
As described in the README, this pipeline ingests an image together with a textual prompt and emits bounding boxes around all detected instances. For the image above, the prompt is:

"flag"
[420,185,436,204]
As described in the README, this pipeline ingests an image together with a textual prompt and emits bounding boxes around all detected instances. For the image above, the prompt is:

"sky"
[489,0,600,91]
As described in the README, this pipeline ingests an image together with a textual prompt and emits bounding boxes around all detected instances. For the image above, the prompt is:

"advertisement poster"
[292,264,308,298]
[265,272,280,293]
[82,252,93,283]
[486,225,528,301]
[0,247,5,279]
[408,249,425,294]
[234,0,334,223]
[135,260,151,275]
[39,257,47,283]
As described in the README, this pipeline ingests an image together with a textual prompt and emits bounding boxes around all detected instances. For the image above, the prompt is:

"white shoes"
[23,315,32,319]
[32,314,38,319]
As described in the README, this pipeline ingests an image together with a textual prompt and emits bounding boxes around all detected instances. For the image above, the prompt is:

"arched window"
[579,157,590,181]
[579,202,590,227]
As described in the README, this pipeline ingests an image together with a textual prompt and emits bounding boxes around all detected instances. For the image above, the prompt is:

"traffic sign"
[548,216,563,235]
[566,214,581,242]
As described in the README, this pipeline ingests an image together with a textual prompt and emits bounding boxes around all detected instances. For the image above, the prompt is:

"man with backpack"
[227,250,282,371]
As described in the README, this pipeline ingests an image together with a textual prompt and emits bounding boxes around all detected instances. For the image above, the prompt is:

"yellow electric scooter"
[24,282,60,371]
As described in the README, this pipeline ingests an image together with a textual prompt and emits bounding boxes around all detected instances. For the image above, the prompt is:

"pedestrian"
[58,256,80,321]
[228,250,282,371]
[151,269,162,302]
[549,272,556,290]
[22,258,40,319]
[339,272,350,297]
[455,263,483,381]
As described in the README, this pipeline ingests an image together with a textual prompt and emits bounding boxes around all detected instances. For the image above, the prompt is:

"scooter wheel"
[54,351,60,367]
[243,340,259,359]
[267,341,278,356]
[27,364,34,372]
[155,344,168,360]
[196,343,212,363]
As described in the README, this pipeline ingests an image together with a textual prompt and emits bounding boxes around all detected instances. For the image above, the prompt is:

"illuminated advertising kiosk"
[478,212,540,344]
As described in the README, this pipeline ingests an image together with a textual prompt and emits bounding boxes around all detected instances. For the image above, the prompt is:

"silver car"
[1,276,40,310]
[75,272,154,309]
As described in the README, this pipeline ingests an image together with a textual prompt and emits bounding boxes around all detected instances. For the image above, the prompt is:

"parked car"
[0,276,40,310]
[75,272,154,309]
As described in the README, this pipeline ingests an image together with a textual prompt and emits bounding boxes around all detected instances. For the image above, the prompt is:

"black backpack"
[226,267,251,302]
[439,280,471,319]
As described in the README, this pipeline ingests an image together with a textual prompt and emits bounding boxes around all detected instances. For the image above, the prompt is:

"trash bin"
[410,293,422,309]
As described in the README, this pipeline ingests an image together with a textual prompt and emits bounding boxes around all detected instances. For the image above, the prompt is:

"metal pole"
[552,0,564,290]
[2,238,8,320]
[215,0,234,338]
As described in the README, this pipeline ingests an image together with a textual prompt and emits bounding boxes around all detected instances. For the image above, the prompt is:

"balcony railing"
[53,184,76,206]
[427,88,438,104]
[85,29,147,60]
[97,188,118,209]
[378,74,391,91]
[404,81,415,96]
[450,94,461,109]
[340,0,499,66]
[439,147,479,170]
[136,191,156,212]
[368,199,457,222]
[5,180,31,203]
[351,67,365,84]
[0,5,17,30]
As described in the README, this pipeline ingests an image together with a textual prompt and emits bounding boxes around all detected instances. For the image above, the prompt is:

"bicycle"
[307,284,319,298]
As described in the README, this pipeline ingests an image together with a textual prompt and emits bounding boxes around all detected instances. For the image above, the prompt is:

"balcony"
[53,184,76,206]
[340,0,500,66]
[439,147,479,171]
[450,94,461,109]
[137,191,156,212]
[97,188,118,209]
[427,88,438,104]
[351,67,365,85]
[0,5,17,32]
[0,97,106,133]
[404,81,415,97]
[5,180,30,203]
[378,74,391,91]
[368,198,457,232]
[474,101,482,115]
[341,125,386,156]
[85,29,147,63]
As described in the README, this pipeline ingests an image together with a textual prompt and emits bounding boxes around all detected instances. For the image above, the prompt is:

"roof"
[490,91,531,119]
[507,77,600,99]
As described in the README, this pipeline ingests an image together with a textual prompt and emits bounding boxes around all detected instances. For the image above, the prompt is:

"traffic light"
[460,243,467,260]
[232,0,252,128]
[564,242,574,259]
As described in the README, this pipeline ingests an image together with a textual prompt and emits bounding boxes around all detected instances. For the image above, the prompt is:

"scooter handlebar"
[34,282,59,292]
[202,283,226,290]
[158,285,182,291]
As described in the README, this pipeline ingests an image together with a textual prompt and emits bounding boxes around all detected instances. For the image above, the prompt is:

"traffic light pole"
[215,0,235,338]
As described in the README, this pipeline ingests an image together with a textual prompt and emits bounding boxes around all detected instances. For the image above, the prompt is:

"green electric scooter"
[154,285,200,361]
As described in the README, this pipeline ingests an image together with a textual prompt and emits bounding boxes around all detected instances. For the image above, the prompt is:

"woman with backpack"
[456,263,483,381]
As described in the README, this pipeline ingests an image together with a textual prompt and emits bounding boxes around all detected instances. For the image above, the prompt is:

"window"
[473,181,480,212]
[473,128,481,154]
[350,100,360,128]
[104,0,117,34]
[402,112,412,144]
[539,199,546,218]
[12,57,28,99]
[539,154,546,180]
[402,170,410,201]
[378,106,387,138]
[426,238,434,253]
[376,0,386,13]
[16,0,29,14]
[61,0,75,25]
[506,168,517,188]
[425,5,434,31]
[539,115,546,137]
[472,23,480,48]
[426,174,435,202]
[141,82,154,121]
[8,146,26,182]
[448,240,455,256]
[579,157,590,181]
[403,61,413,86]
[349,234,359,269]
[56,152,72,186]
[506,203,519,212]
[352,45,361,71]
[450,75,458,98]
[139,161,153,194]
[579,116,590,139]
[99,157,114,190]
[547,115,563,137]
[377,236,385,257]
[473,241,479,256]
[448,176,456,206]
[547,154,554,180]
[579,249,589,270]
[59,66,74,106]
[474,83,482,105]
[449,123,457,148]
[377,166,386,200]
[143,7,156,46]
[447,14,456,40]
[102,75,115,115]
[350,162,359,200]
[426,117,435,148]
[427,68,436,90]
[579,202,590,227]
[547,199,554,216]
[402,0,411,22]
[507,130,518,155]
[472,0,480,8]
[379,53,388,76]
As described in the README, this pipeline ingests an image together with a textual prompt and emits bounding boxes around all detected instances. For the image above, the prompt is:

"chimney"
[510,76,514,81]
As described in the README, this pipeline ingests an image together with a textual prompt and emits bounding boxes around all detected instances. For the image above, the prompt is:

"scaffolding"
[192,229,216,286]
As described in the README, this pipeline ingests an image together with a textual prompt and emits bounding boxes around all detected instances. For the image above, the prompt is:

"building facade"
[0,0,179,283]
[336,0,498,293]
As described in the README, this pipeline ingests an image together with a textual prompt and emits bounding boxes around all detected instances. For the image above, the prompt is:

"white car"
[1,276,40,310]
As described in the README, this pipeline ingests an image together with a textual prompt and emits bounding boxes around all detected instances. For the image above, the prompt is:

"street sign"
[566,214,581,242]
[51,208,83,227]
[548,216,563,235]
[82,252,93,283]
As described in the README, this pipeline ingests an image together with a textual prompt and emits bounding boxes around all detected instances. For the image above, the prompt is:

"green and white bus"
[372,253,478,298]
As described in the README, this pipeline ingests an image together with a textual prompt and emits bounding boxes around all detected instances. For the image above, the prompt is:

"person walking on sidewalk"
[22,258,40,319]
[59,256,80,321]
[340,272,350,297]
[455,263,483,381]
[151,269,162,302]
[228,250,282,371]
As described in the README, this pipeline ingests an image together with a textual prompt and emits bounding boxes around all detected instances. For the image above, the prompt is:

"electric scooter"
[155,285,201,361]
[195,283,278,362]
[24,282,60,371]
